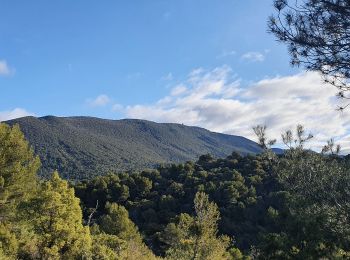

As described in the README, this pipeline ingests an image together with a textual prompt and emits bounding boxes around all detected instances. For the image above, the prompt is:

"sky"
[1,0,350,152]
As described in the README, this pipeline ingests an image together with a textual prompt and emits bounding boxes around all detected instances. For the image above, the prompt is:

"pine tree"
[20,172,92,259]
[0,123,40,219]
[100,202,140,241]
[164,192,236,260]
[98,202,158,260]
[0,123,40,259]
[0,223,18,259]
[269,0,350,104]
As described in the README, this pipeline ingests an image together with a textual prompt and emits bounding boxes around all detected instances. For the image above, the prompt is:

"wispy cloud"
[127,72,142,80]
[216,50,236,59]
[170,84,187,96]
[0,60,14,76]
[112,103,124,112]
[241,51,265,62]
[0,108,35,122]
[87,94,111,107]
[125,66,350,152]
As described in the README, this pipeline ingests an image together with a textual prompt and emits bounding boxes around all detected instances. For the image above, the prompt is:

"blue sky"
[1,1,294,115]
[1,0,349,151]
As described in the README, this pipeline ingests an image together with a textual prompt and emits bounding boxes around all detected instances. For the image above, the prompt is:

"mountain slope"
[6,116,263,180]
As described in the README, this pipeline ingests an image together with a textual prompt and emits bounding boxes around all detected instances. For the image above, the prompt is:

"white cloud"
[87,94,111,107]
[241,51,265,62]
[216,50,236,59]
[0,60,14,76]
[112,103,124,112]
[171,84,187,96]
[125,66,350,153]
[0,108,35,122]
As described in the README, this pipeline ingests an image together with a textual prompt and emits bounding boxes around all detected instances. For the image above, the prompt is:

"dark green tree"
[255,125,350,258]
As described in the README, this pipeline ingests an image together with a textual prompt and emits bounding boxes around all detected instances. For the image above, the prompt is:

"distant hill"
[6,116,263,180]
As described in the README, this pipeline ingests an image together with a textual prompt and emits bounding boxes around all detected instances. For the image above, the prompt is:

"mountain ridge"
[5,116,263,180]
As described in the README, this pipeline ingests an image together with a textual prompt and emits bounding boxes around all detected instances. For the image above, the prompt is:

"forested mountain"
[1,122,349,259]
[6,116,263,180]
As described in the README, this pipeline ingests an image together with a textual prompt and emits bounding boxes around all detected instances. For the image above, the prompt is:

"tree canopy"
[163,192,235,260]
[0,124,40,220]
[269,0,350,107]
[0,123,350,258]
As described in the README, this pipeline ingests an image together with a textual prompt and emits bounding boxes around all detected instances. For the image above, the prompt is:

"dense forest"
[5,116,263,180]
[2,0,349,258]
[0,123,350,259]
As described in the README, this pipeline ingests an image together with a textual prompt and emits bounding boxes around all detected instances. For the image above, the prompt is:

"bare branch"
[87,200,99,226]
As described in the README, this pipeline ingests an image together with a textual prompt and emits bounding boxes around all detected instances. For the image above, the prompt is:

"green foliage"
[0,223,18,259]
[76,153,272,256]
[1,121,350,259]
[19,171,92,259]
[0,123,40,219]
[100,202,140,241]
[163,192,234,260]
[91,233,125,259]
[252,125,350,258]
[0,123,40,259]
[76,139,350,258]
[263,150,350,258]
[92,202,158,259]
[0,123,159,259]
[269,0,350,98]
[6,116,262,180]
